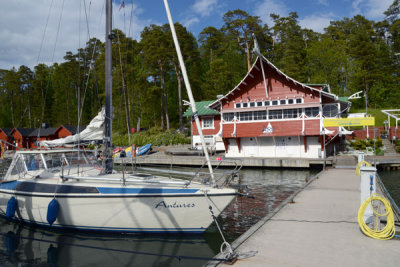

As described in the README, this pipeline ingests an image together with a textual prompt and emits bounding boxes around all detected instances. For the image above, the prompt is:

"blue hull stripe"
[0,180,19,190]
[0,181,199,195]
[3,216,205,234]
[97,187,199,194]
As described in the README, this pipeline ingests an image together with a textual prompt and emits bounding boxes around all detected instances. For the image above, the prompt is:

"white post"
[358,152,364,163]
[360,166,376,223]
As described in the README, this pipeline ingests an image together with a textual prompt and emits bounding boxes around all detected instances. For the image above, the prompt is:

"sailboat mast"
[104,0,113,173]
[163,0,216,187]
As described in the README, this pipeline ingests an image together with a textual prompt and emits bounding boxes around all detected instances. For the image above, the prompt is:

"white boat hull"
[0,181,236,233]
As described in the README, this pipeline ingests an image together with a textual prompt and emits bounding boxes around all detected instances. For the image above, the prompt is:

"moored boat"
[0,0,238,235]
[0,149,236,233]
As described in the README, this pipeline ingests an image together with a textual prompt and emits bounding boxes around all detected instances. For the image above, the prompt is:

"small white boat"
[0,149,236,233]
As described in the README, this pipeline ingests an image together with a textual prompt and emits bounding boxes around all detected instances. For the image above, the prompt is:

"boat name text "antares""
[155,201,195,209]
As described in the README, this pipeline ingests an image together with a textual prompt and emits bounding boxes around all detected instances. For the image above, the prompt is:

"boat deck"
[211,168,400,267]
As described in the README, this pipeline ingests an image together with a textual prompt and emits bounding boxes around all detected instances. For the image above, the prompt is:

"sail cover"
[39,108,105,147]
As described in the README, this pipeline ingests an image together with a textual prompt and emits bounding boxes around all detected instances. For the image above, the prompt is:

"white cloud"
[182,17,201,28]
[253,0,288,27]
[0,0,148,69]
[351,0,393,19]
[299,13,337,33]
[192,0,219,17]
[317,0,329,6]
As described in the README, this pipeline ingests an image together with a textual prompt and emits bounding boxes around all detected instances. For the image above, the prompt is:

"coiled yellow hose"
[357,193,395,240]
[355,160,371,176]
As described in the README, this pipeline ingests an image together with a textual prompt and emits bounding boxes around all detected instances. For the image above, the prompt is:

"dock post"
[357,152,364,163]
[360,166,377,223]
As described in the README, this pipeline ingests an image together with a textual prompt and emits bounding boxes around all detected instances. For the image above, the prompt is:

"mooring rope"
[203,191,235,260]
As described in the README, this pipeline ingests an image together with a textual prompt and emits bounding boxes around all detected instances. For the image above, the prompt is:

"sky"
[0,0,394,70]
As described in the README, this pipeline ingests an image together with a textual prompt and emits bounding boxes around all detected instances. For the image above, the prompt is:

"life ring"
[356,160,371,176]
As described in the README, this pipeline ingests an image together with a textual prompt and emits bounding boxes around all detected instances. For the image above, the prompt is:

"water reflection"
[0,219,215,266]
[378,169,400,205]
[216,168,320,241]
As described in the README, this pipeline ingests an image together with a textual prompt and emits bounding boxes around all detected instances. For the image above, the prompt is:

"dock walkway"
[219,168,399,267]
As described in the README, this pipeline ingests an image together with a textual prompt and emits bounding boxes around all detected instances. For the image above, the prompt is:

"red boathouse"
[190,54,350,158]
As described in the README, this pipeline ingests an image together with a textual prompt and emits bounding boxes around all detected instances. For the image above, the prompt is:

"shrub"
[376,148,384,156]
[349,138,383,151]
[113,128,191,147]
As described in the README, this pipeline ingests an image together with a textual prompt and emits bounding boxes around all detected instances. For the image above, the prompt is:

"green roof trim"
[183,100,219,117]
[339,96,351,103]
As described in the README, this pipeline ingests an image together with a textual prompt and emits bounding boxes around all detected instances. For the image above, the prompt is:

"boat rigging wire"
[36,0,66,145]
[36,0,55,64]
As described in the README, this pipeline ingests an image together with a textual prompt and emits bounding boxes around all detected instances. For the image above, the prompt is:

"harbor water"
[0,161,397,266]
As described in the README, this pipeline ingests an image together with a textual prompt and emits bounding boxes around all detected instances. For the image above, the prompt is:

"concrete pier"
[215,168,400,267]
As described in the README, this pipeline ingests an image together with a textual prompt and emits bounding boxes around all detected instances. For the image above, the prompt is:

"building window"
[322,104,339,117]
[202,118,214,128]
[296,98,302,104]
[269,110,282,120]
[235,103,241,108]
[280,99,286,105]
[288,99,294,104]
[264,101,270,106]
[223,113,234,122]
[272,100,278,105]
[305,107,319,117]
[254,110,267,120]
[242,102,248,108]
[283,109,299,119]
[239,111,253,121]
[250,102,255,107]
[257,101,263,107]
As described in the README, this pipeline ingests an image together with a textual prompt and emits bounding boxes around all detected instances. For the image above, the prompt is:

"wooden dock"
[208,168,400,266]
[114,148,333,168]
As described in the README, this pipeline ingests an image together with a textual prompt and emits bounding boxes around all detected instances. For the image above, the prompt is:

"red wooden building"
[0,128,13,157]
[191,54,350,159]
[55,125,83,139]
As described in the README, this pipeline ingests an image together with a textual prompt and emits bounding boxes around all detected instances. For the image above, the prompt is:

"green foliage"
[350,108,388,126]
[349,138,383,151]
[376,147,385,155]
[2,5,400,132]
[113,127,190,147]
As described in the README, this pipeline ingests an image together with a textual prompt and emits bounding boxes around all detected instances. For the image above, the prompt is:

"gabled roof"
[183,100,220,117]
[56,125,86,135]
[208,53,338,109]
[29,127,58,137]
[0,128,12,136]
[10,127,59,137]
[67,125,85,134]
[11,128,35,137]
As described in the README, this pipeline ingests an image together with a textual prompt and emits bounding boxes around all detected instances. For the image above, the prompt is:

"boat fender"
[47,199,59,225]
[6,196,17,219]
[5,231,18,256]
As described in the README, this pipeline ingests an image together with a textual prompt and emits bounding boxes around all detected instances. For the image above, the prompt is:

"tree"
[199,26,225,63]
[140,25,171,130]
[271,12,308,82]
[223,9,264,71]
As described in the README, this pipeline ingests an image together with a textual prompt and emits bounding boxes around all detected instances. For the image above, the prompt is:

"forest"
[1,1,400,136]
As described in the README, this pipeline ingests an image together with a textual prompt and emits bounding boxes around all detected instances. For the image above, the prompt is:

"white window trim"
[202,117,215,129]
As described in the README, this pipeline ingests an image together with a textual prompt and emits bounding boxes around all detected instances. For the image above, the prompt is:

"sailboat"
[0,0,237,234]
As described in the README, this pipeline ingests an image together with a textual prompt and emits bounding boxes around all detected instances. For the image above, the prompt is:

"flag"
[119,1,125,11]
